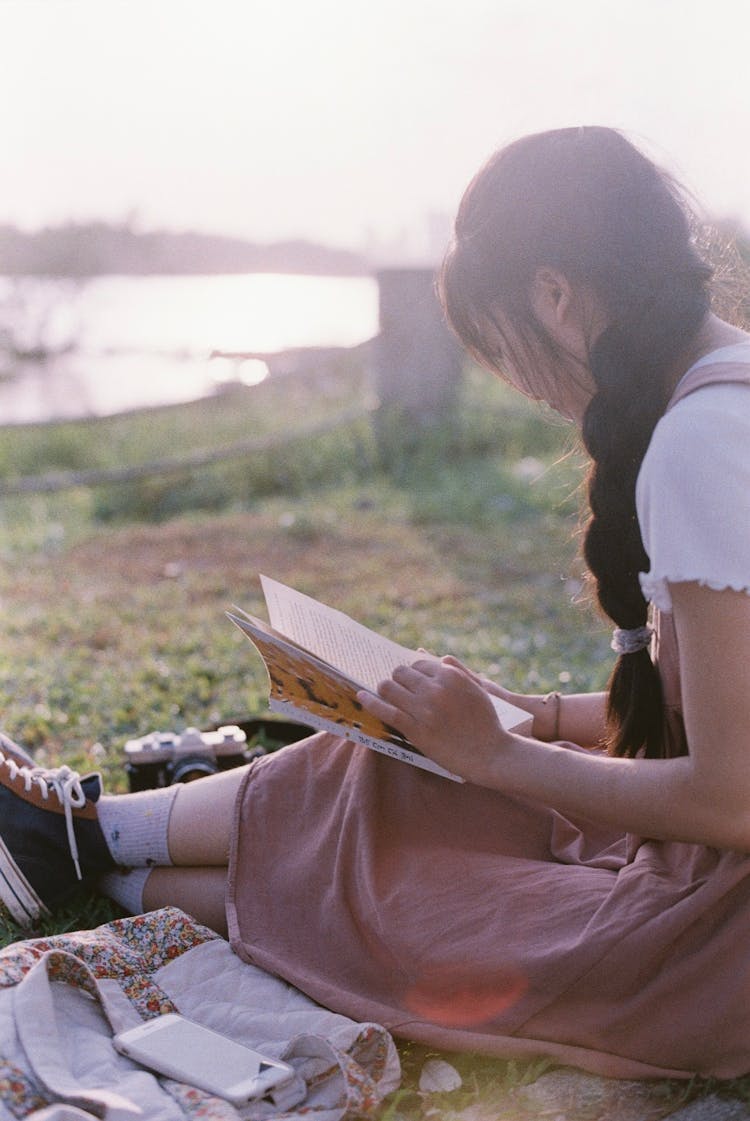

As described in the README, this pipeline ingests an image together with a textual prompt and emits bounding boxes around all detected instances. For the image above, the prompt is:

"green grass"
[0,370,605,768]
[0,365,736,1117]
[0,363,370,481]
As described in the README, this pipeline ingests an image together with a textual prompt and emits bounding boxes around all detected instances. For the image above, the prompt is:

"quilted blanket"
[0,907,400,1120]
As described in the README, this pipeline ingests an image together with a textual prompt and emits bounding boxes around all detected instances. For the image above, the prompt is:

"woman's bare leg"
[100,766,246,930]
[166,764,250,865]
[143,866,229,937]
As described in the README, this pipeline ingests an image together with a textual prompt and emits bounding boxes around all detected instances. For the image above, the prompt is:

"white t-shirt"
[636,344,750,613]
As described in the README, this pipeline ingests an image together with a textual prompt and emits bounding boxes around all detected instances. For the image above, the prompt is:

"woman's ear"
[530,268,608,359]
[529,268,574,335]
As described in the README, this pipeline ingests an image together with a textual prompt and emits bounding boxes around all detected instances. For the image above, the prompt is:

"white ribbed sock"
[97,785,180,867]
[99,868,152,915]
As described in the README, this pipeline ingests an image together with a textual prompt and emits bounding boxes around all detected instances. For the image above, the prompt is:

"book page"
[260,575,420,691]
[257,576,533,734]
[226,609,464,781]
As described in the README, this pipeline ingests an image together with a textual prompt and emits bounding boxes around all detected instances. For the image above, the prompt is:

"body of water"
[0,273,379,424]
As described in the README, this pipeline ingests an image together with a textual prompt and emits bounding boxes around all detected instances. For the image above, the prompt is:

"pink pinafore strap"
[653,355,750,755]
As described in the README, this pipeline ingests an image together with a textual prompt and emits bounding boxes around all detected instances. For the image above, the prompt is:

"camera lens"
[169,756,220,784]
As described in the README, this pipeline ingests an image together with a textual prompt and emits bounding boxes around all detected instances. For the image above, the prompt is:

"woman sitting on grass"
[2,125,750,1080]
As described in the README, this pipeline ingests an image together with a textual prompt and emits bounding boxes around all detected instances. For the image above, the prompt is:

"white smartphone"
[113,1012,295,1105]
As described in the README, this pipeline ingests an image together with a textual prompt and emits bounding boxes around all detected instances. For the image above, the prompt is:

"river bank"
[0,272,379,423]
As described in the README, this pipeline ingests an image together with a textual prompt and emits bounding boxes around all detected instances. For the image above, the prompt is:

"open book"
[227,576,533,783]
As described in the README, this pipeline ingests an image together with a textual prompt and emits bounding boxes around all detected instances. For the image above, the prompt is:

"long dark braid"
[583,278,709,757]
[439,127,712,757]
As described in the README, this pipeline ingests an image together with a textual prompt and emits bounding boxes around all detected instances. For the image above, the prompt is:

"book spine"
[267,699,464,783]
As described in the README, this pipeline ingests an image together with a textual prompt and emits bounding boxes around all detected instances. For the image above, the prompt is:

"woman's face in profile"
[478,315,595,425]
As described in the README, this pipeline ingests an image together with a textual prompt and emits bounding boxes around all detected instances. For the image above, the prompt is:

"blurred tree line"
[0,222,369,277]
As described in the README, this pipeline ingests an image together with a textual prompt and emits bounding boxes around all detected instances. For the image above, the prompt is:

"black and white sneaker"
[0,740,115,927]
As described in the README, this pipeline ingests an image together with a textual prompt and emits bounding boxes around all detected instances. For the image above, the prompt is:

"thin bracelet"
[542,690,562,741]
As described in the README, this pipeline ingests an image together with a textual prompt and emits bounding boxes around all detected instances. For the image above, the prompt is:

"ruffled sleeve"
[636,384,750,613]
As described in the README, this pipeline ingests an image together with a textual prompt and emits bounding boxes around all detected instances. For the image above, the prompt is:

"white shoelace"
[2,755,87,879]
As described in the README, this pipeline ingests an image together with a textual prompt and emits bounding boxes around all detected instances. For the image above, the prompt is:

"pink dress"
[227,361,750,1080]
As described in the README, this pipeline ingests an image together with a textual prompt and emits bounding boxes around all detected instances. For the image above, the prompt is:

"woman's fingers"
[357,661,443,732]
[358,656,506,780]
[391,661,440,691]
[441,655,510,699]
[378,667,436,716]
[357,687,420,742]
[358,688,401,724]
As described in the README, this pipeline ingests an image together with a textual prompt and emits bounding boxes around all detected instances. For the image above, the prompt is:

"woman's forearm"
[443,658,609,748]
[555,691,608,747]
[504,689,608,747]
[362,657,750,851]
[497,585,750,848]
[491,731,750,851]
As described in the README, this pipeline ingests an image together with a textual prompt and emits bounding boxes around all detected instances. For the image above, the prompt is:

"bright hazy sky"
[3,0,750,254]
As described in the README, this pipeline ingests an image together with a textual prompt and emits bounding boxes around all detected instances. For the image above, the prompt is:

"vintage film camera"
[124,725,252,791]
[124,719,311,791]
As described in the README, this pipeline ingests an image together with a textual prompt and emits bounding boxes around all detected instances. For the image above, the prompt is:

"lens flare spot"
[405,966,528,1028]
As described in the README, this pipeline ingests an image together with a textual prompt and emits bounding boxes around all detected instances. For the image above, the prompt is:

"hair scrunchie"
[610,625,653,655]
